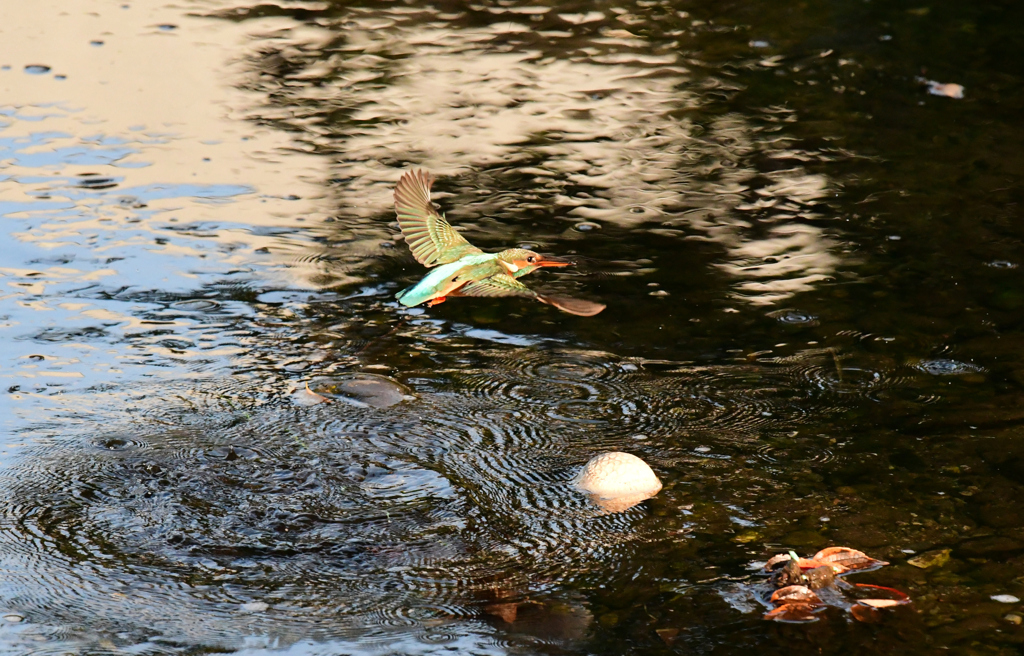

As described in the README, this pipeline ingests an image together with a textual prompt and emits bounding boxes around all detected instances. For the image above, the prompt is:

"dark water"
[2,0,1024,654]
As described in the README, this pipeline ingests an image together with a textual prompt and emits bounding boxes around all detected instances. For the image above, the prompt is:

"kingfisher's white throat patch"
[501,261,520,274]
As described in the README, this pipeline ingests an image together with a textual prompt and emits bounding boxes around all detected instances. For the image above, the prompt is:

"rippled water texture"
[2,0,1024,654]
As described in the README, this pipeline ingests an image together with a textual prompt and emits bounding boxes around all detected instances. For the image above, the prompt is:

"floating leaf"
[812,547,888,574]
[764,602,821,623]
[858,599,902,608]
[292,382,331,406]
[759,547,909,625]
[655,628,679,645]
[770,585,821,606]
[850,604,882,623]
[796,558,828,570]
[928,82,964,99]
[916,76,965,99]
[853,583,911,609]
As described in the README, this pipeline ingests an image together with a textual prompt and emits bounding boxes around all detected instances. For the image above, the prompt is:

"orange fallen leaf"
[858,599,902,608]
[655,628,679,645]
[812,547,888,574]
[770,585,821,606]
[928,82,964,99]
[915,76,965,99]
[850,603,882,623]
[293,382,331,405]
[854,583,910,603]
[764,602,821,623]
[797,558,828,570]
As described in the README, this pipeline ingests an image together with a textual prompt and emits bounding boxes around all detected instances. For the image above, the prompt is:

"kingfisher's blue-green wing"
[394,170,483,268]
[457,274,537,298]
[457,274,606,317]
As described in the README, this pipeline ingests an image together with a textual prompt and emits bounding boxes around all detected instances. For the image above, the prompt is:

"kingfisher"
[392,170,605,316]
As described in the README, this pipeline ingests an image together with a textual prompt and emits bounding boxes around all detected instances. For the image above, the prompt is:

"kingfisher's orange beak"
[537,256,572,268]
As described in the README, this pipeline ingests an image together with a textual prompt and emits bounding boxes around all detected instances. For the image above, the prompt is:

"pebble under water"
[2,0,1024,654]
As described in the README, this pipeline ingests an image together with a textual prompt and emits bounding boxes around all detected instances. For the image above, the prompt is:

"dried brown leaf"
[858,599,902,608]
[854,583,910,605]
[811,546,888,574]
[797,558,828,570]
[928,82,965,99]
[770,585,821,606]
[655,628,679,645]
[293,382,331,405]
[763,603,821,623]
[850,604,882,623]
[916,76,965,99]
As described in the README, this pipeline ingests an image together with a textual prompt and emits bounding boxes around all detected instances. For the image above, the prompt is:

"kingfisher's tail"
[395,285,420,306]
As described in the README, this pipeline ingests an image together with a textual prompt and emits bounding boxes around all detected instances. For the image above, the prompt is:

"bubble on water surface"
[767,309,818,325]
[169,299,220,312]
[23,65,50,75]
[986,260,1018,269]
[92,437,147,451]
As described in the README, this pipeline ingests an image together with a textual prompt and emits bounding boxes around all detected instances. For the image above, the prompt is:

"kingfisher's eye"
[527,256,536,263]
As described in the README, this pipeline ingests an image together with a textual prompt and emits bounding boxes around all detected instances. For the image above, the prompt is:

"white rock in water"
[574,452,662,498]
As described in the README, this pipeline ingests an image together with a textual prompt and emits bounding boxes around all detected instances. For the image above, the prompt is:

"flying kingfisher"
[392,170,605,317]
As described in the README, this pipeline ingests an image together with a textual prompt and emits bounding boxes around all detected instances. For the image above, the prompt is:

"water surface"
[2,0,1024,654]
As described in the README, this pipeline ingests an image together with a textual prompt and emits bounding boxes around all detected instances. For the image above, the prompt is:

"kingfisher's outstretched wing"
[456,274,606,317]
[394,170,483,268]
[457,274,536,298]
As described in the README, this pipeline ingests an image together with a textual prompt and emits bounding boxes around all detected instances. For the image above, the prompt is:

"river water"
[1,0,1023,654]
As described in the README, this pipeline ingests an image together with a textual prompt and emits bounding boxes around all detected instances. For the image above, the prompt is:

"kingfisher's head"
[495,248,572,277]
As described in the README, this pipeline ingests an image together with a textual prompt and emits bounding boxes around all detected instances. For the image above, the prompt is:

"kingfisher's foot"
[427,296,447,307]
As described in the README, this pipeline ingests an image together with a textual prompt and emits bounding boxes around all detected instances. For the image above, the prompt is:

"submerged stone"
[908,549,951,569]
[312,373,411,408]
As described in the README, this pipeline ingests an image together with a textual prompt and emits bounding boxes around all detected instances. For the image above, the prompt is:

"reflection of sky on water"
[0,106,256,430]
[224,4,841,306]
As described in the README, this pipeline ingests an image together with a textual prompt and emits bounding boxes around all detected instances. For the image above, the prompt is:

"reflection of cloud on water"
[226,5,842,305]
